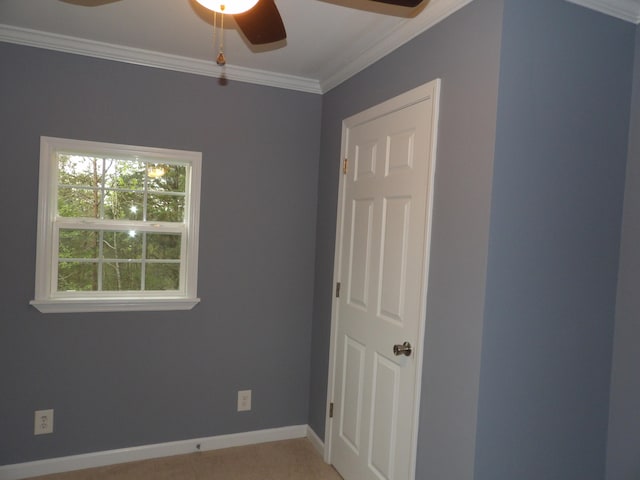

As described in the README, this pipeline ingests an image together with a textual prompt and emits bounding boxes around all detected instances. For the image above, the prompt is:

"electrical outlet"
[237,390,251,412]
[34,409,54,435]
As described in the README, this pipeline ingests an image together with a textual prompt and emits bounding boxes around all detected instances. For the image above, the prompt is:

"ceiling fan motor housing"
[195,0,260,15]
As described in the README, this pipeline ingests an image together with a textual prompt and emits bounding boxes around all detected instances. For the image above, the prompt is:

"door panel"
[348,199,374,310]
[340,335,365,452]
[379,196,411,323]
[355,142,377,180]
[386,129,415,173]
[370,352,400,480]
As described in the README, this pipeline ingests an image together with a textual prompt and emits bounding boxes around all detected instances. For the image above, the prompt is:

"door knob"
[393,341,412,357]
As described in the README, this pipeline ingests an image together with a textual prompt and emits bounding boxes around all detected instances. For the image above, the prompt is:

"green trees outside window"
[56,154,186,292]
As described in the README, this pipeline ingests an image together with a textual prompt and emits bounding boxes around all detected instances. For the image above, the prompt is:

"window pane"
[58,187,102,218]
[145,263,180,290]
[147,233,181,260]
[58,155,103,187]
[104,159,146,190]
[102,231,143,260]
[103,262,141,291]
[59,230,99,259]
[58,262,98,291]
[147,194,185,222]
[148,164,186,193]
[103,190,145,220]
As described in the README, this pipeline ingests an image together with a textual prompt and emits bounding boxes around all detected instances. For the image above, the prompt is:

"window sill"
[30,297,200,313]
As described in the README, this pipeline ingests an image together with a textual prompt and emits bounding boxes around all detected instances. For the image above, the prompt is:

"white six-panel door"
[327,80,440,480]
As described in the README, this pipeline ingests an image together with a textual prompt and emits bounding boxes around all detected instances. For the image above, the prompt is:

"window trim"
[31,136,202,313]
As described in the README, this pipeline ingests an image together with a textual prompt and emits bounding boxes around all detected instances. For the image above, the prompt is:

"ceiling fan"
[195,0,426,46]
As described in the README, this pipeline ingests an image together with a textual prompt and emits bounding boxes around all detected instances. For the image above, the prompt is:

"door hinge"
[329,402,334,418]
[335,282,341,298]
[343,158,348,175]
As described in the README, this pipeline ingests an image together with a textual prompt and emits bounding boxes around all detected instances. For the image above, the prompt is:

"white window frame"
[31,136,202,313]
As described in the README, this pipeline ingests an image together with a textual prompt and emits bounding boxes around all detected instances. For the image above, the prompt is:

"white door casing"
[325,80,440,480]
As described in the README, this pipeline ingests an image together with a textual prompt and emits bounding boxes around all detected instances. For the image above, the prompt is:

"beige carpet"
[27,438,343,480]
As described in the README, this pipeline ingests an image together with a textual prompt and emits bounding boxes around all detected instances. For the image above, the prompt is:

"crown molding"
[0,24,323,94]
[319,0,473,92]
[566,0,640,23]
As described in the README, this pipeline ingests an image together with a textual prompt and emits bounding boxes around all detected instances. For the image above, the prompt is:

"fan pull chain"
[212,11,218,59]
[216,8,226,66]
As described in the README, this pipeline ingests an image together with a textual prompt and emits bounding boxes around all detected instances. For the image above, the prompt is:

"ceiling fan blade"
[59,0,122,5]
[234,0,286,45]
[368,0,425,6]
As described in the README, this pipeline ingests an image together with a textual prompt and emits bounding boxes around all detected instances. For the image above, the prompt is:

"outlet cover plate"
[34,409,54,435]
[237,390,251,412]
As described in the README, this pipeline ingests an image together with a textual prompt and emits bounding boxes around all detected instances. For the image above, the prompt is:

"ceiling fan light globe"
[195,0,260,14]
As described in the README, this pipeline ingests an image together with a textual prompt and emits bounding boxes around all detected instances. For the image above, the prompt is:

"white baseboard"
[306,425,324,457]
[0,424,308,480]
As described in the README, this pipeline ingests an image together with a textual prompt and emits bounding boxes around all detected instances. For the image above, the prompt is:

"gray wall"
[475,1,634,479]
[607,24,640,480]
[309,1,504,478]
[311,1,637,479]
[0,43,322,464]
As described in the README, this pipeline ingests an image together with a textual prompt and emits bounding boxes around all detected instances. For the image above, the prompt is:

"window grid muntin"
[98,229,104,291]
[140,228,147,291]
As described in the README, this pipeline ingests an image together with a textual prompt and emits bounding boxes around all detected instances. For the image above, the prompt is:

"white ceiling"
[1,0,639,93]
